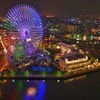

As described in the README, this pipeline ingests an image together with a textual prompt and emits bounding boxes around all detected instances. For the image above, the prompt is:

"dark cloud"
[0,0,100,17]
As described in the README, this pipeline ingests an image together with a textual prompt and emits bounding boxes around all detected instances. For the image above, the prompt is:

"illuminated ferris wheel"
[3,4,43,61]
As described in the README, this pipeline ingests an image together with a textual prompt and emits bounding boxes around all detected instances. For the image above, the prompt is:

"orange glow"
[46,16,54,18]
[27,87,37,96]
[0,90,2,97]
[3,74,7,77]
[91,29,98,34]
[83,35,87,41]
[3,80,7,84]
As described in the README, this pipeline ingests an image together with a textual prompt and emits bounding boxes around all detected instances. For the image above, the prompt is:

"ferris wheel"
[2,4,43,61]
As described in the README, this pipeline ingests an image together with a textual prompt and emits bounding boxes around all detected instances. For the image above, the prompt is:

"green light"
[55,71,62,77]
[17,80,24,100]
[41,71,47,77]
[14,41,26,60]
[90,35,94,40]
[24,71,30,77]
[10,70,16,77]
[0,80,2,83]
[0,74,2,77]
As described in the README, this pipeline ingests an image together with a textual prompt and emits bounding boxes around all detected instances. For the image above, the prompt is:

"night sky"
[0,0,100,17]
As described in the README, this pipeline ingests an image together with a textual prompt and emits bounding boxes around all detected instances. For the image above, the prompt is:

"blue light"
[24,80,46,100]
[35,81,46,100]
[33,66,52,72]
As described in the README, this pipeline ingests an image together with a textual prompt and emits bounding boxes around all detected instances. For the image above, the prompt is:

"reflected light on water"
[0,80,47,100]
[26,87,37,96]
[0,90,2,97]
[3,80,7,84]
[24,80,46,100]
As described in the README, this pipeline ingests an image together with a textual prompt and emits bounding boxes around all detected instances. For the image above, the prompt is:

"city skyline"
[0,0,100,17]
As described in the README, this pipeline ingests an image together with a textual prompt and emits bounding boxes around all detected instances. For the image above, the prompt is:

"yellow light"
[56,45,60,49]
[83,36,86,41]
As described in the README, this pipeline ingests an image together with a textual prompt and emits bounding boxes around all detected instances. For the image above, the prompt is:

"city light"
[57,80,60,83]
[27,80,30,82]
[43,80,45,82]
[26,38,31,42]
[12,79,15,82]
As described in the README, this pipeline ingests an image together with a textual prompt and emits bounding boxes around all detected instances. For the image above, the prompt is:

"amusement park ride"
[0,4,44,72]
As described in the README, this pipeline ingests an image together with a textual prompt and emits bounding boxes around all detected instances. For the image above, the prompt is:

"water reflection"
[0,72,100,100]
[24,80,46,100]
[0,80,46,100]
